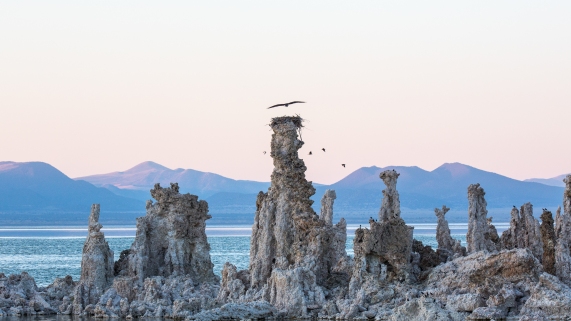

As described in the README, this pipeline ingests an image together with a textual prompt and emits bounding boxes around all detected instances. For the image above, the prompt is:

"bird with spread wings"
[267,101,305,109]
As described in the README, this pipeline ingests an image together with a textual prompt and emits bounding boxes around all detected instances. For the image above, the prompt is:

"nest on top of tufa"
[270,115,304,128]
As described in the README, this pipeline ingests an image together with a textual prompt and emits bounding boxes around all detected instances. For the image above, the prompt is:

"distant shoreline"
[0,223,509,238]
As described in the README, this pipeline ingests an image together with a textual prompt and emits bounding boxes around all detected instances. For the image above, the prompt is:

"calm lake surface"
[0,223,503,286]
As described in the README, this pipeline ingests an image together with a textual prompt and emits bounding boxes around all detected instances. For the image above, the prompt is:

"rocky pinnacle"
[378,170,401,222]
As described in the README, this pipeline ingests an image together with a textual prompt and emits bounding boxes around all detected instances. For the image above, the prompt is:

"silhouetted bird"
[322,148,326,152]
[263,151,266,154]
[267,101,305,109]
[342,164,346,168]
[309,151,312,155]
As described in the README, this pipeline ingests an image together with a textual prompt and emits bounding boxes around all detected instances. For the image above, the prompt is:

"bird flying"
[267,101,305,109]
[309,151,312,155]
[341,164,345,168]
[263,151,266,154]
[322,148,326,152]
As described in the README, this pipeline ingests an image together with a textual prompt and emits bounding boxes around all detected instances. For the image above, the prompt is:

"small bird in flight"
[322,148,326,152]
[267,101,305,109]
[341,164,345,168]
[309,151,312,155]
[263,151,266,154]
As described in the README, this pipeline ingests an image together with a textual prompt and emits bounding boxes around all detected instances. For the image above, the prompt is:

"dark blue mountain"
[0,161,143,212]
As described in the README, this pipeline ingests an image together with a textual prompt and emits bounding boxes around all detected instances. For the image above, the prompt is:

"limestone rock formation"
[72,204,115,314]
[117,183,218,284]
[425,249,542,319]
[219,116,348,317]
[320,189,336,225]
[0,272,56,316]
[540,209,556,275]
[499,203,543,262]
[435,205,466,260]
[466,184,498,253]
[352,170,413,283]
[555,174,571,286]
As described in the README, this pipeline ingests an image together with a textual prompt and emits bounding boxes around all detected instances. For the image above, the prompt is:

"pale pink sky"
[1,1,570,184]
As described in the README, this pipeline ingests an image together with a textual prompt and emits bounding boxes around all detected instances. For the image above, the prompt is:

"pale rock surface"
[117,182,218,284]
[466,184,499,253]
[378,169,401,221]
[82,184,221,318]
[320,189,336,225]
[218,116,349,318]
[72,204,115,314]
[425,249,542,319]
[0,272,57,316]
[435,205,466,260]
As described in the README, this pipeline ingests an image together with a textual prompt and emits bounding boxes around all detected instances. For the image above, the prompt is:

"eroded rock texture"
[555,175,571,286]
[540,209,556,275]
[118,183,217,284]
[72,204,115,314]
[320,189,336,225]
[378,170,401,221]
[220,116,348,317]
[435,205,466,260]
[499,203,543,262]
[466,184,498,253]
[353,170,413,283]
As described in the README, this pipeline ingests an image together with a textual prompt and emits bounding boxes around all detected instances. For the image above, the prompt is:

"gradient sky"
[1,1,570,184]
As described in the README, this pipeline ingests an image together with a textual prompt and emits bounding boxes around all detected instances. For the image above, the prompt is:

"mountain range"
[524,174,569,188]
[0,161,567,225]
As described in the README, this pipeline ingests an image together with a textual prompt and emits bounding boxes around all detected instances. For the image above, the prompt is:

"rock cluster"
[4,117,571,321]
[500,203,544,261]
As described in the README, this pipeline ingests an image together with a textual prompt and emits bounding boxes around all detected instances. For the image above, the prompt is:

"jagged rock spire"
[435,205,466,259]
[540,209,556,275]
[248,116,347,309]
[555,175,571,286]
[73,204,114,314]
[466,184,498,253]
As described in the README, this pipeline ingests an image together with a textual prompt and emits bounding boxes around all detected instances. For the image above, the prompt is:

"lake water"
[0,223,498,286]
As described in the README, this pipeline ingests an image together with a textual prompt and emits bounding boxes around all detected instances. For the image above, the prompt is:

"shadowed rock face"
[467,184,498,253]
[555,175,571,286]
[500,203,543,261]
[119,183,217,284]
[73,204,114,313]
[540,209,556,275]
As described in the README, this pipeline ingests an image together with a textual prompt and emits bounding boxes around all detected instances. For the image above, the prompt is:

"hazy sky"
[1,1,570,184]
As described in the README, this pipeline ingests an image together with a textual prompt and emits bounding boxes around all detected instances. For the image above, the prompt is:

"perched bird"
[341,164,346,168]
[309,151,312,155]
[267,101,305,109]
[322,148,326,152]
